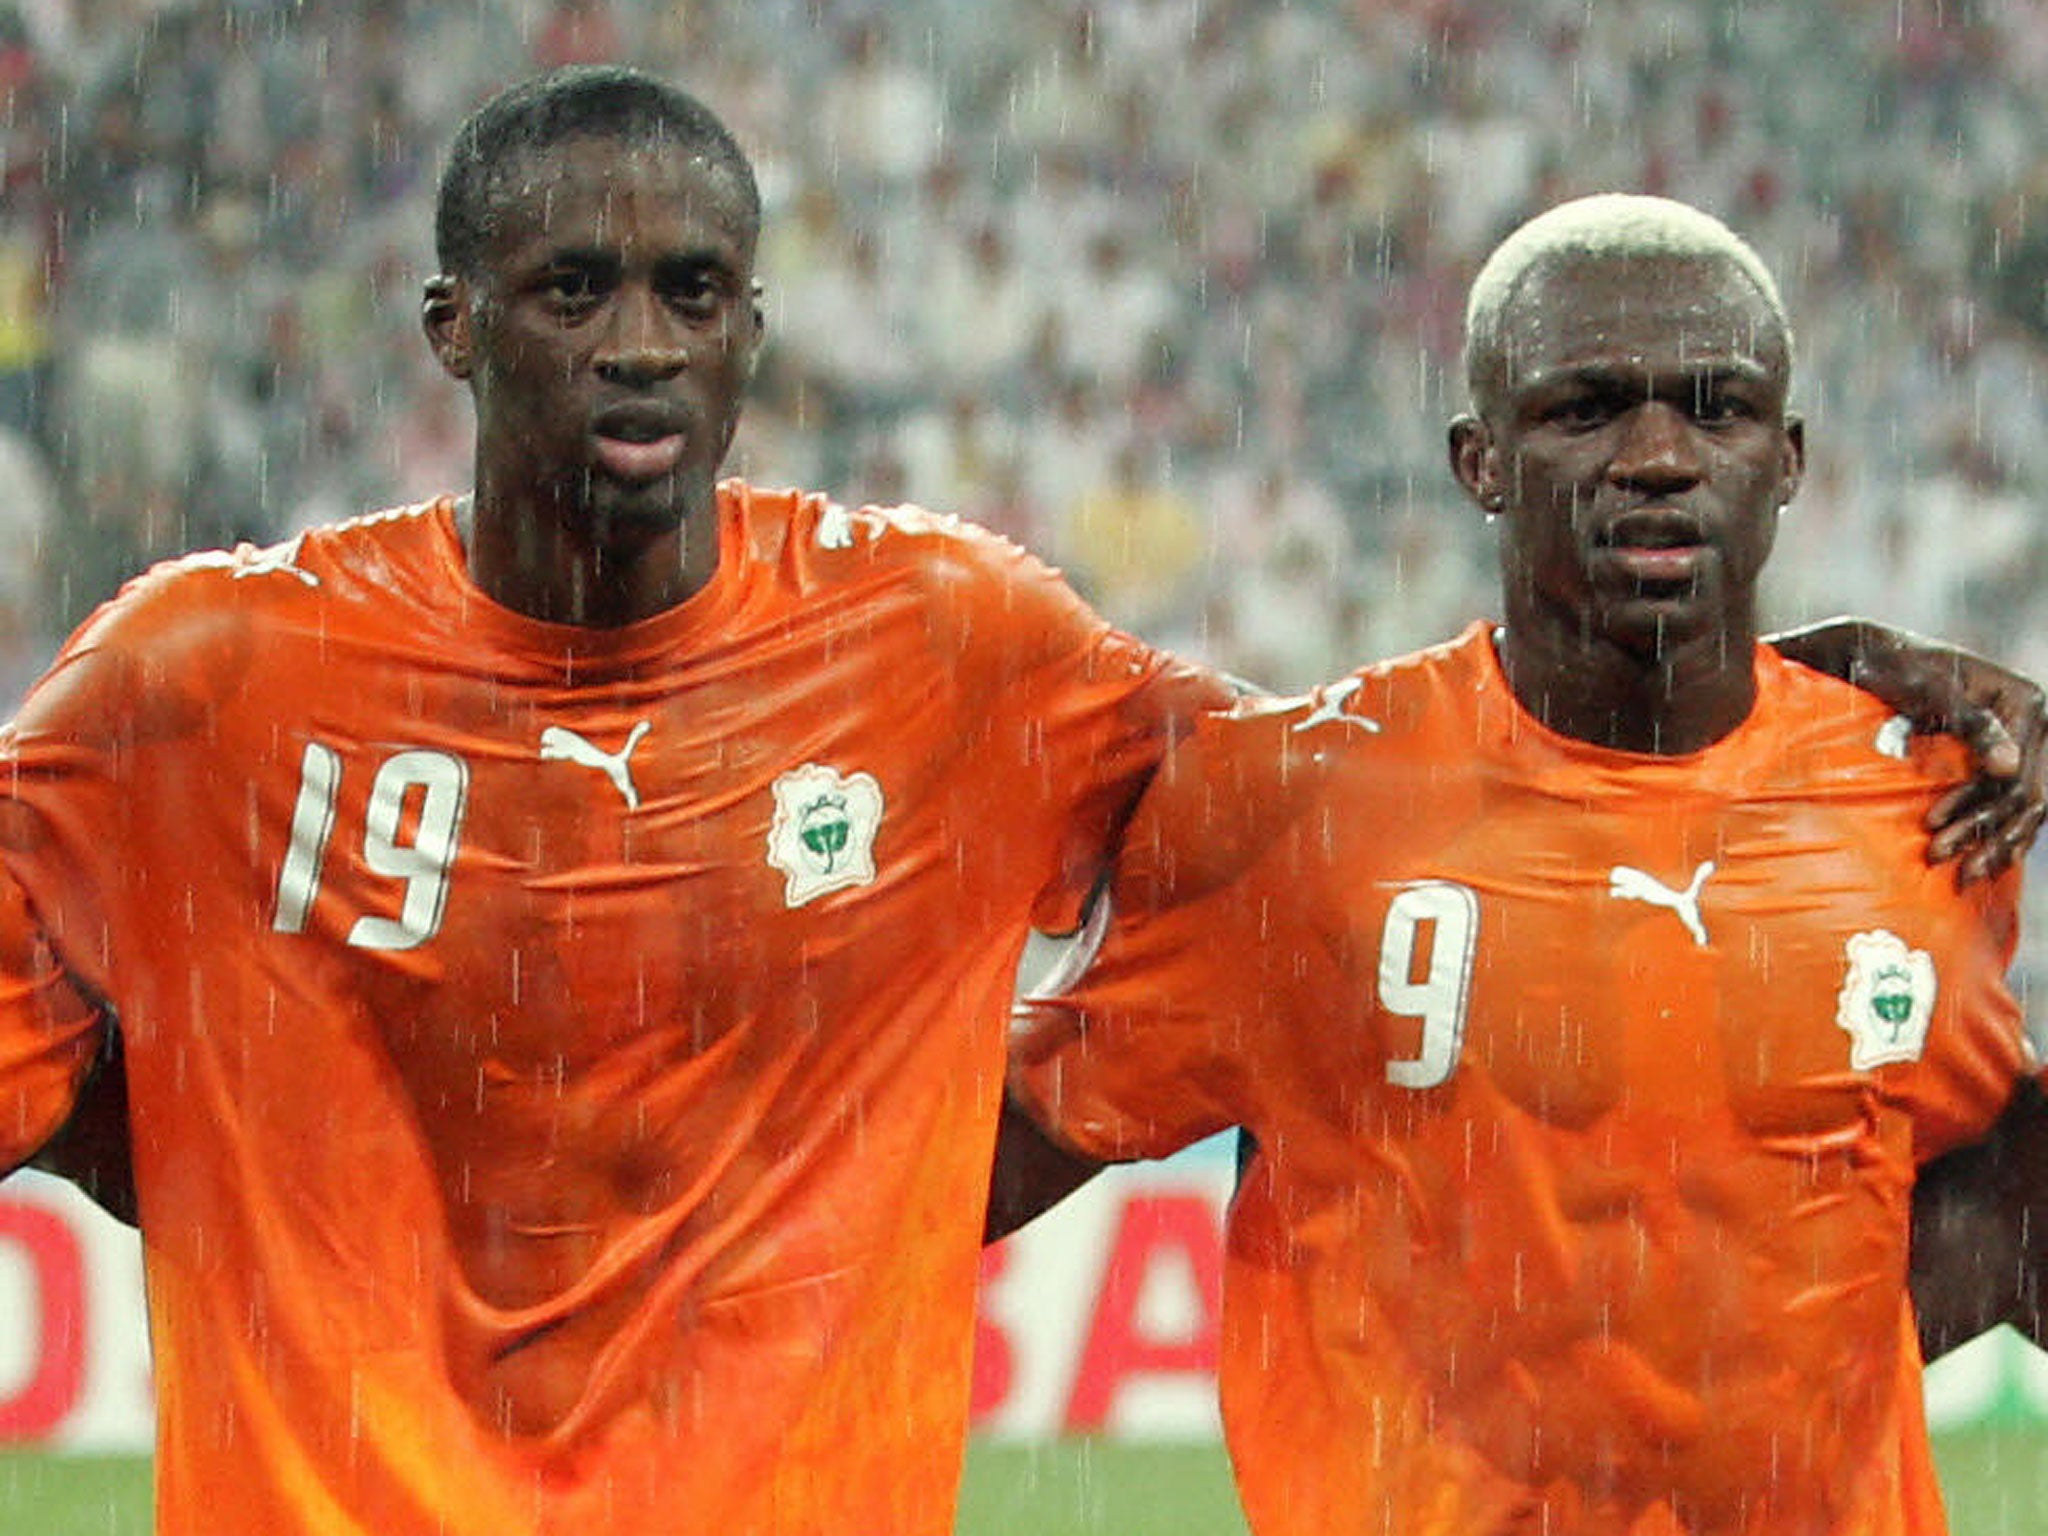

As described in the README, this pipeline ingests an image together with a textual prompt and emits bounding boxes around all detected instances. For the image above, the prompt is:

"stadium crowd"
[2,0,2047,701]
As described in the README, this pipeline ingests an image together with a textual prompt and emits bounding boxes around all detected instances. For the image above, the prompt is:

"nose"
[1607,401,1703,494]
[594,285,689,386]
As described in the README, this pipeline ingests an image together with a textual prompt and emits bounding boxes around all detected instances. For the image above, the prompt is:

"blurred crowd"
[5,0,2048,711]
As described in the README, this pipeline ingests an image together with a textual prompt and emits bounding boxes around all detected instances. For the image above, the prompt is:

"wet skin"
[424,133,764,627]
[1451,254,1806,755]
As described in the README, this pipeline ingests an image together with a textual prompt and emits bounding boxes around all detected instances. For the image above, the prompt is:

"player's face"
[1457,254,1803,661]
[435,133,762,556]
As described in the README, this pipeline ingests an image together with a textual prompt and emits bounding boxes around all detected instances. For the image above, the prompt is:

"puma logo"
[1607,861,1715,947]
[539,722,652,809]
[227,536,320,586]
[1292,678,1381,735]
[816,503,889,550]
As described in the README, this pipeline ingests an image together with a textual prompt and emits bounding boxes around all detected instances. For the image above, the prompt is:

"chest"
[1294,777,1962,1134]
[124,628,1018,1072]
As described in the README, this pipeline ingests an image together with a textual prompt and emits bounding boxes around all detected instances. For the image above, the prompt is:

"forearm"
[1761,615,1887,682]
[23,1029,134,1225]
[985,1088,1107,1244]
[1911,1078,2048,1358]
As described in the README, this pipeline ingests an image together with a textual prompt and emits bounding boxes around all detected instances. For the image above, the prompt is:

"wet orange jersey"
[0,481,1219,1536]
[1015,622,2033,1536]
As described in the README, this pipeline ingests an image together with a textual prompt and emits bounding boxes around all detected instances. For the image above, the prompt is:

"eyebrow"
[538,244,740,276]
[540,247,621,268]
[1534,357,1776,393]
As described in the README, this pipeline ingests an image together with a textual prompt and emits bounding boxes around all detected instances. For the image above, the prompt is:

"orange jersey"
[1014,622,2033,1536]
[0,481,1220,1536]
[0,872,102,1156]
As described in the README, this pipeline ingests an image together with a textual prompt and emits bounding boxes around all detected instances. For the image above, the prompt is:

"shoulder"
[730,478,1075,610]
[16,503,440,745]
[1755,646,1974,791]
[72,502,437,639]
[1152,627,1490,799]
[1121,680,1368,910]
[731,478,1159,682]
[1753,650,2022,944]
[1250,623,1493,759]
[1120,626,1496,907]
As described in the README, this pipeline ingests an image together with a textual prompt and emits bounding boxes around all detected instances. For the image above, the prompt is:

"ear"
[423,275,475,381]
[1448,414,1505,516]
[1777,413,1806,509]
[744,280,767,382]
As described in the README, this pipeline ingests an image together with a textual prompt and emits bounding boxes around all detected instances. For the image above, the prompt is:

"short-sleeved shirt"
[1014,621,2034,1536]
[0,480,1222,1536]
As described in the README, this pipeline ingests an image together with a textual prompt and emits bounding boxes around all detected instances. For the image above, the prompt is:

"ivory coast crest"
[767,763,885,908]
[1834,929,1937,1069]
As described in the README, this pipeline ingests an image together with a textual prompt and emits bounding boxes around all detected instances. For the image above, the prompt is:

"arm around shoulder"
[1768,617,2047,885]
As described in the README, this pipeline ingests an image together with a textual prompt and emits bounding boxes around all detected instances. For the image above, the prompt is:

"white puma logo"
[1607,860,1715,947]
[539,722,652,809]
[226,537,320,586]
[1292,677,1381,735]
[816,504,889,550]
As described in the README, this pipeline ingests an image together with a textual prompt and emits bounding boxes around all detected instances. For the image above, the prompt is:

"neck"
[1494,618,1760,755]
[457,491,721,628]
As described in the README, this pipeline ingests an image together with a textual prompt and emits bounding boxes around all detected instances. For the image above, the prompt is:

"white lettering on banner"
[2,1152,2045,1450]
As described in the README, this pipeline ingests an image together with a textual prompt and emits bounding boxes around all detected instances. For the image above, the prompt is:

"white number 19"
[272,743,470,951]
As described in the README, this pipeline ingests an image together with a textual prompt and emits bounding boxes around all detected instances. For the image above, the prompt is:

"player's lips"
[593,434,686,481]
[1597,509,1709,583]
[590,404,690,483]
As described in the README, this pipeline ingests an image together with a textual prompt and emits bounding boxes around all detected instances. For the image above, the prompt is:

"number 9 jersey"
[0,482,1223,1536]
[1011,621,2037,1536]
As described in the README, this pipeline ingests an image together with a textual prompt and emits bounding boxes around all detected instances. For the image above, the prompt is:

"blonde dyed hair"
[1462,194,1792,415]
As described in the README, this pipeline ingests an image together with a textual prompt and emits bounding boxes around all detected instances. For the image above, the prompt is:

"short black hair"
[435,66,761,277]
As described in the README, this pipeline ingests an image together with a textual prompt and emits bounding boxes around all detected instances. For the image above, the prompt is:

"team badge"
[1834,929,1937,1069]
[767,764,885,907]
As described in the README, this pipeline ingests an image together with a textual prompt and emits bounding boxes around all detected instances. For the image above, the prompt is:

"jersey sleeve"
[1009,709,1295,1162]
[1888,864,2036,1162]
[0,860,107,1172]
[0,594,145,1171]
[920,517,1232,935]
[0,544,262,996]
[0,615,146,1005]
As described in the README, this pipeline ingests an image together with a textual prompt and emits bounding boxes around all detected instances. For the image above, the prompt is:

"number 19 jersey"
[0,482,1219,1536]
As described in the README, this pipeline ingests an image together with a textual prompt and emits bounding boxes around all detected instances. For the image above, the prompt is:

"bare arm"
[25,1029,136,1226]
[985,1089,1107,1244]
[1911,1077,2048,1359]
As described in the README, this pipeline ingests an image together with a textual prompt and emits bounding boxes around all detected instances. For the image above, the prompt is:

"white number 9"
[1379,880,1477,1090]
